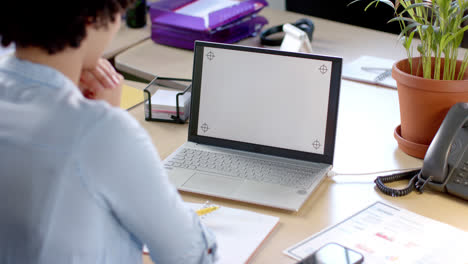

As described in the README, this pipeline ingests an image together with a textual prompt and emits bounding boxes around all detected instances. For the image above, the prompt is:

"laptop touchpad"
[182,173,243,196]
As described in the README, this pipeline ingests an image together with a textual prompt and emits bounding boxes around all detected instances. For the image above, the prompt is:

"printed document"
[284,202,468,263]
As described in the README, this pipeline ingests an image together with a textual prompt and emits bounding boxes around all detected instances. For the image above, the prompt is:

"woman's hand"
[79,58,123,107]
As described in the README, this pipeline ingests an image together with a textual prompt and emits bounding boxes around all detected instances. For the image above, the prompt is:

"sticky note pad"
[121,84,144,110]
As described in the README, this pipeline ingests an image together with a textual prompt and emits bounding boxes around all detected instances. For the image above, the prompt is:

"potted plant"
[350,0,468,158]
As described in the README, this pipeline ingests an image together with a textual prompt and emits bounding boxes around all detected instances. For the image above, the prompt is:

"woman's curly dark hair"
[0,0,135,54]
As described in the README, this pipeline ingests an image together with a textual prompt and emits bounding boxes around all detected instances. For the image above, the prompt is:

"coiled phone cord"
[374,169,422,197]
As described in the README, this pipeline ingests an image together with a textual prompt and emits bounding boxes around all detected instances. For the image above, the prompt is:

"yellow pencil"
[196,206,220,216]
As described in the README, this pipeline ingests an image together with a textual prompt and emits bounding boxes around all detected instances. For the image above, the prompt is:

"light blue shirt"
[0,56,217,264]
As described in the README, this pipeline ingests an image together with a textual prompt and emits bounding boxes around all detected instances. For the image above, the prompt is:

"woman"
[0,1,217,263]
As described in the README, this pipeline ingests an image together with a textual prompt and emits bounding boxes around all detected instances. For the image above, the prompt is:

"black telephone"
[375,102,468,200]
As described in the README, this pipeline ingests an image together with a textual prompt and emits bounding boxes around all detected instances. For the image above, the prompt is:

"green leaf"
[442,24,468,47]
[417,44,424,54]
[376,0,395,9]
[363,0,395,11]
[395,0,401,10]
[399,2,432,23]
[461,13,468,24]
[397,21,420,38]
[401,30,416,50]
[388,16,416,24]
[347,0,363,7]
[402,2,432,11]
[438,0,451,13]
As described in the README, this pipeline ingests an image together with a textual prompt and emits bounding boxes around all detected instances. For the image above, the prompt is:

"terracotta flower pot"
[392,57,468,159]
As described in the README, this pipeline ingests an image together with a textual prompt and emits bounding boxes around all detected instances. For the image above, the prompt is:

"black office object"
[260,18,315,46]
[143,76,192,124]
[285,0,401,35]
[126,0,147,28]
[375,103,468,200]
[296,242,364,264]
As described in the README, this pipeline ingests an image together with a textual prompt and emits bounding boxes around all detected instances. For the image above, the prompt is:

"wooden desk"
[118,7,467,263]
[125,81,468,264]
[115,8,408,80]
[102,19,150,59]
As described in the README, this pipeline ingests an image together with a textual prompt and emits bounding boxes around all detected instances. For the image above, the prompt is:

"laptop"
[163,41,342,211]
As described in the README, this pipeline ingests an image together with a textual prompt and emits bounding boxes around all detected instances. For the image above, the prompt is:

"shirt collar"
[0,55,79,93]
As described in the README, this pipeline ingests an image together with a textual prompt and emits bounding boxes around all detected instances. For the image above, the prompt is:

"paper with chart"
[144,203,279,264]
[284,202,468,264]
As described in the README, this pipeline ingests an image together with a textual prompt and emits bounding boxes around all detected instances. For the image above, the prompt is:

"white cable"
[329,167,421,177]
[328,168,421,183]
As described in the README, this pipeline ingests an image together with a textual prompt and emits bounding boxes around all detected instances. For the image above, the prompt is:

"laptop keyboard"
[165,148,323,189]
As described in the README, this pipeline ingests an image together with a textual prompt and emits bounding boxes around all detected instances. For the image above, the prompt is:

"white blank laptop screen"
[197,47,332,154]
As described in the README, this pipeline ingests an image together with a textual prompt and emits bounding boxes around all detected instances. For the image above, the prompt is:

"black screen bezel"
[188,41,342,165]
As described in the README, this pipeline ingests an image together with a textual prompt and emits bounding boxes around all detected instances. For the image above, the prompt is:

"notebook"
[164,41,342,211]
[144,203,279,263]
[342,55,397,89]
[120,84,144,110]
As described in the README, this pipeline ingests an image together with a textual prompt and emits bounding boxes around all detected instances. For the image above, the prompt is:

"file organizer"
[144,76,192,124]
[149,0,269,50]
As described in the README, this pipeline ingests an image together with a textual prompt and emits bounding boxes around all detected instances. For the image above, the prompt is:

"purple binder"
[149,0,268,50]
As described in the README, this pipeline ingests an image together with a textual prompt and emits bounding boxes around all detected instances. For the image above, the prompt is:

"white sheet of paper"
[144,203,279,264]
[284,202,468,263]
[175,0,238,17]
[175,0,238,27]
[150,89,185,110]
